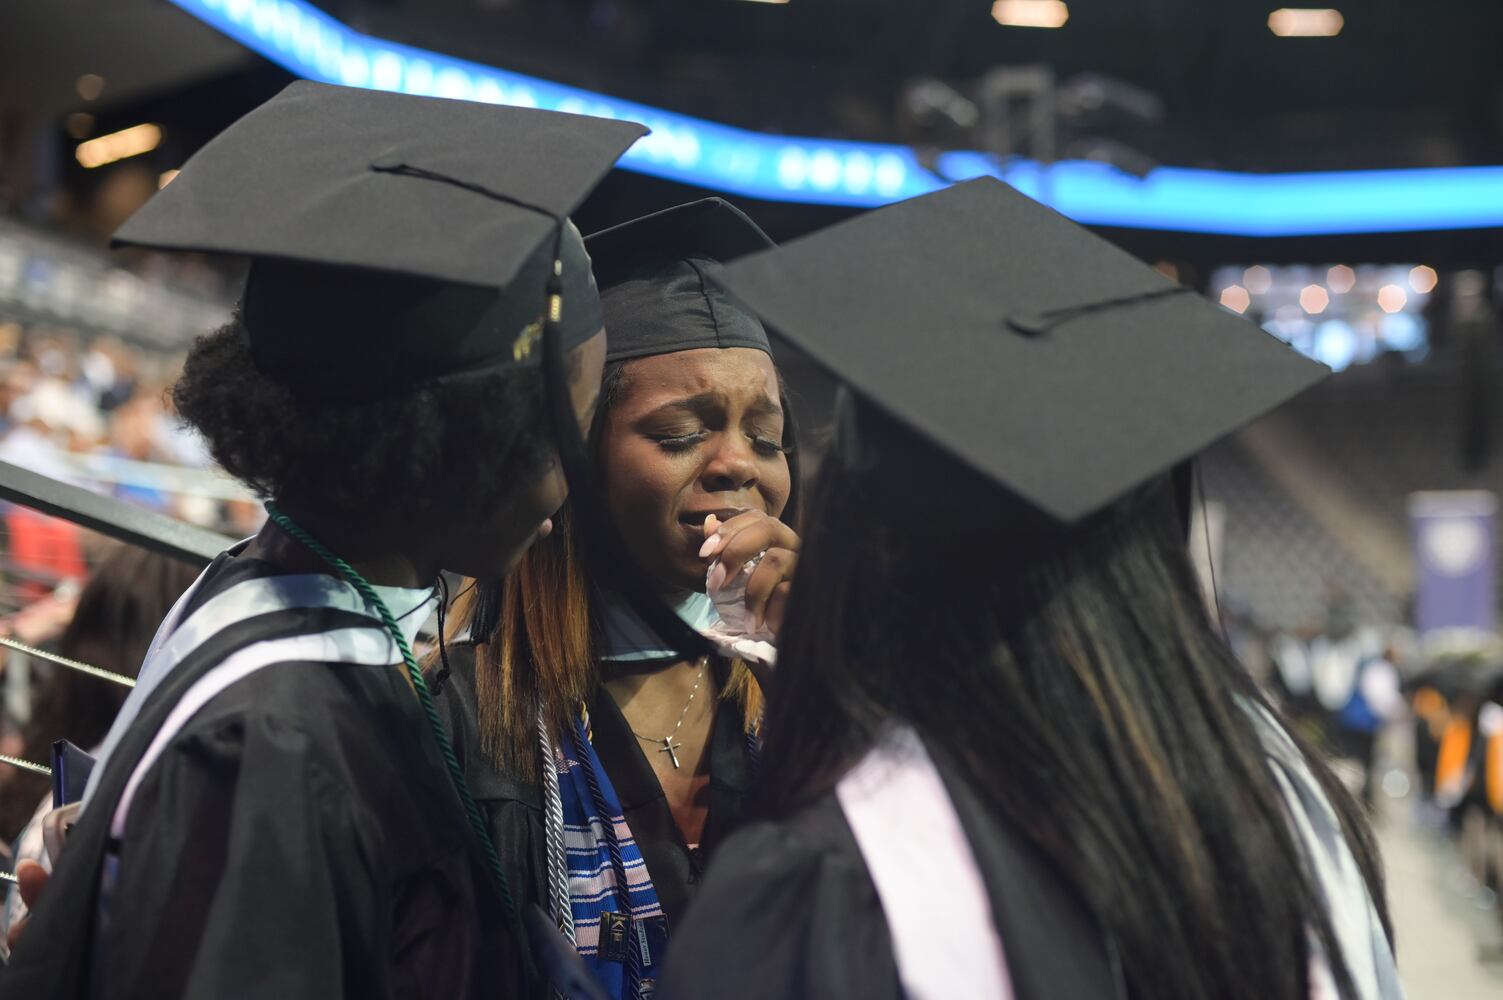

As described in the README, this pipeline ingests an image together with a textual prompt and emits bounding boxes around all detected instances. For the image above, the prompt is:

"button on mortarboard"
[112,80,647,397]
[708,176,1327,524]
[587,198,776,363]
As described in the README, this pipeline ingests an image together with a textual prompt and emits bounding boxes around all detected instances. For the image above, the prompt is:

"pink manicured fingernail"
[699,534,723,558]
[707,563,727,591]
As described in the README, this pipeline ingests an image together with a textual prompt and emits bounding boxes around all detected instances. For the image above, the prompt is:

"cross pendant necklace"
[631,658,706,770]
[657,736,684,769]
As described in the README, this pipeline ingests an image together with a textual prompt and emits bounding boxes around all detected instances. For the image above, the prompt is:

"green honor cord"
[263,503,528,951]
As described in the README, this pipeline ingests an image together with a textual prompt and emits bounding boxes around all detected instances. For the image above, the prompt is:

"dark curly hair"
[170,318,558,531]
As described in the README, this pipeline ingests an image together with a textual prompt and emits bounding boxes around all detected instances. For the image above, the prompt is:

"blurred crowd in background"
[5,0,1503,990]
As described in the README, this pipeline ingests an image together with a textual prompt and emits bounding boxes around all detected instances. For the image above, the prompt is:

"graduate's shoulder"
[701,792,874,899]
[162,653,427,778]
[430,640,545,810]
[663,793,898,999]
[130,660,468,860]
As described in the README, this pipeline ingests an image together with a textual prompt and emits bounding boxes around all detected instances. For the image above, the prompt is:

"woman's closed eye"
[649,430,709,453]
[750,435,790,458]
[648,429,788,458]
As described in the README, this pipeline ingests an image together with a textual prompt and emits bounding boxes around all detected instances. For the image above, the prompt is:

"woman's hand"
[701,511,800,635]
[0,589,79,645]
[7,859,50,950]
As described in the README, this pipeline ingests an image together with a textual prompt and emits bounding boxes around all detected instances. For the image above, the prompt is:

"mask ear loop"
[431,573,453,695]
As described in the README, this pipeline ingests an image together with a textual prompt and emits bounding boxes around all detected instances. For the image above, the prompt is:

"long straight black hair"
[760,399,1389,1000]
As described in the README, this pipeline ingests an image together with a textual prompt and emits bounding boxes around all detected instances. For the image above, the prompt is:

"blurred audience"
[0,543,199,942]
[0,317,236,534]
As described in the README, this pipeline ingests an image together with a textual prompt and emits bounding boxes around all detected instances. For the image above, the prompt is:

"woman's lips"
[678,506,750,528]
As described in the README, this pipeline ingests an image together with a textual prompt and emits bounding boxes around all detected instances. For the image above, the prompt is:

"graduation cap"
[113,81,709,661]
[579,198,803,542]
[113,80,647,399]
[586,198,776,362]
[709,176,1327,526]
[113,80,714,664]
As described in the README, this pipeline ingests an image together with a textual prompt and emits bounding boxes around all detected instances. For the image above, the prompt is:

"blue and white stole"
[540,590,716,1000]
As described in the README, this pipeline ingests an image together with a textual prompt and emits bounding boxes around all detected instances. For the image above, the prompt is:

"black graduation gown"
[1,554,520,1000]
[434,643,755,981]
[658,745,1123,1000]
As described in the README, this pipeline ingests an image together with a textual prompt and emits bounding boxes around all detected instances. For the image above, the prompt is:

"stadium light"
[1378,284,1408,313]
[1326,264,1356,293]
[166,0,1503,236]
[1268,8,1344,37]
[75,124,162,169]
[76,74,106,101]
[1243,265,1273,295]
[1408,265,1438,294]
[992,1,1070,29]
[1299,284,1330,314]
[1220,286,1251,314]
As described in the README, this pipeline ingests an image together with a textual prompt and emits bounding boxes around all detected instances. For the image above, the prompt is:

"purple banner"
[1409,491,1497,634]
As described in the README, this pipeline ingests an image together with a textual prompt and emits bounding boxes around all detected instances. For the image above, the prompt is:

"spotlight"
[1220,285,1251,314]
[1243,265,1273,295]
[992,0,1069,29]
[75,124,162,169]
[1408,265,1438,294]
[1268,8,1344,37]
[1299,284,1330,314]
[1326,265,1356,294]
[75,74,106,101]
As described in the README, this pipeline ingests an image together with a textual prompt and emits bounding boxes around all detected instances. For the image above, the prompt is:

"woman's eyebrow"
[641,392,723,419]
[745,393,783,418]
[640,390,782,420]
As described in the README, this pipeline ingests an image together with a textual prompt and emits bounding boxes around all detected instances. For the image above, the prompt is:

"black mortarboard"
[710,177,1327,524]
[586,198,774,363]
[116,81,710,668]
[112,80,646,399]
